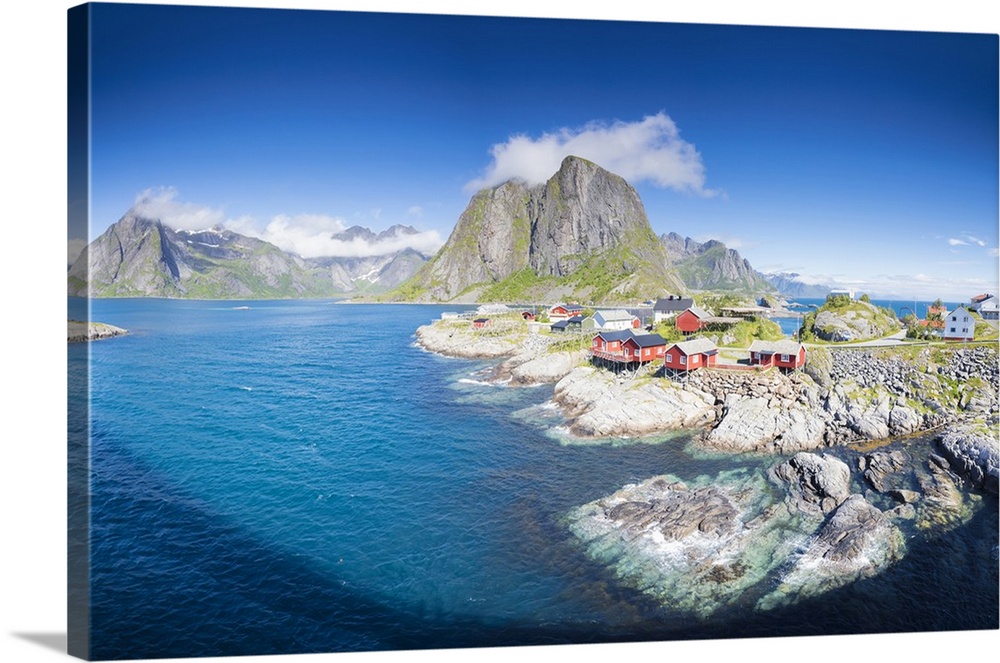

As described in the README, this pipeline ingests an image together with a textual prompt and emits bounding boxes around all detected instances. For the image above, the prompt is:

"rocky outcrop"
[809,300,900,342]
[67,320,128,343]
[937,423,999,495]
[552,367,716,438]
[567,472,805,618]
[393,156,686,302]
[414,317,528,359]
[757,494,905,610]
[568,459,909,618]
[769,452,852,516]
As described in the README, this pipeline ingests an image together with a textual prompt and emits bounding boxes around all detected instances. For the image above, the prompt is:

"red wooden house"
[675,306,712,334]
[472,318,492,330]
[664,338,718,373]
[621,333,668,363]
[591,329,634,355]
[549,303,584,320]
[748,340,806,371]
[675,306,742,335]
[521,311,536,321]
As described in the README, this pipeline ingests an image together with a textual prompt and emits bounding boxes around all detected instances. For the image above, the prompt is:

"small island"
[68,319,129,343]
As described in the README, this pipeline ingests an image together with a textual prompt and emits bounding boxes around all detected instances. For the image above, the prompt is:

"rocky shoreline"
[414,315,998,614]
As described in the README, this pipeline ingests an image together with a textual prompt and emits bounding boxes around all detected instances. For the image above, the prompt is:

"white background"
[2,2,997,662]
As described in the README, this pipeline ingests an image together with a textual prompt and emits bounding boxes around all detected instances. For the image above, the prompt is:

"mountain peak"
[390,159,685,303]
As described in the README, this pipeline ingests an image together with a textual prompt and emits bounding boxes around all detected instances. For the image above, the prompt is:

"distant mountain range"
[71,157,825,303]
[67,214,432,299]
[760,272,834,299]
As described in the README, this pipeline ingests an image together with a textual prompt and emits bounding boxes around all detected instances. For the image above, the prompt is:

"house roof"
[566,315,585,324]
[971,293,993,303]
[625,333,667,348]
[550,320,569,330]
[682,305,712,319]
[552,303,584,312]
[749,340,805,355]
[945,305,973,318]
[653,297,695,312]
[669,338,719,356]
[593,329,635,343]
[595,309,633,322]
[473,318,490,323]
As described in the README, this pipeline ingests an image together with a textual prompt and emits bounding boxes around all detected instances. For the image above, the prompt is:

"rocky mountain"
[660,232,774,293]
[68,213,342,298]
[762,271,833,299]
[67,213,429,299]
[389,155,687,304]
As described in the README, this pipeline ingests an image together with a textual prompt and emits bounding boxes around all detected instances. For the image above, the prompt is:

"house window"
[680,355,687,365]
[666,353,674,363]
[781,353,789,362]
[691,355,699,364]
[950,327,956,333]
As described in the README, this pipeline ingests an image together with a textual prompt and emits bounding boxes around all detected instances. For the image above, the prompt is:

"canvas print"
[67,2,999,660]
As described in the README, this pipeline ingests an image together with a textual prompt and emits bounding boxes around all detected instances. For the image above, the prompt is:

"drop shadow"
[11,632,67,654]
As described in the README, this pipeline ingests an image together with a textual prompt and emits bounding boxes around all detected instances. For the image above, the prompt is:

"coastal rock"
[858,450,911,493]
[414,317,526,359]
[915,454,976,531]
[769,452,852,516]
[567,471,813,618]
[700,395,826,454]
[757,495,905,610]
[936,424,999,496]
[508,350,587,385]
[552,367,716,438]
[67,320,129,343]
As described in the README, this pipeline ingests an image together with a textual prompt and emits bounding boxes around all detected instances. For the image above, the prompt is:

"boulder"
[769,452,852,516]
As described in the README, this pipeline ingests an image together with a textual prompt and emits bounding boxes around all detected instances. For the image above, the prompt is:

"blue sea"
[68,298,998,660]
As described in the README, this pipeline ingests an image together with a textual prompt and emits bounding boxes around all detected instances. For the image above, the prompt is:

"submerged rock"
[757,495,905,611]
[567,471,811,618]
[859,450,911,493]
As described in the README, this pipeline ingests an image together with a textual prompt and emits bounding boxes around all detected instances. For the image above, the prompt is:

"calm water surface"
[69,299,998,659]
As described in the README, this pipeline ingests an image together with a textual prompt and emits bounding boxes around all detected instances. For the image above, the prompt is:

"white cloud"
[240,214,443,258]
[948,233,989,248]
[465,112,716,195]
[990,248,999,257]
[132,187,226,230]
[130,189,443,259]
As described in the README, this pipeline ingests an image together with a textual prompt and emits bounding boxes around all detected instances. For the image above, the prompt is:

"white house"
[592,309,637,330]
[979,298,999,321]
[652,297,694,323]
[943,306,976,342]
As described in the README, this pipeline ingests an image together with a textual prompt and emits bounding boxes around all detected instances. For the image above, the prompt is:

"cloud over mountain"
[465,112,717,196]
[129,188,442,259]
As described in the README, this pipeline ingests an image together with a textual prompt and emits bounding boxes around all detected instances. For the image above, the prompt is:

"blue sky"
[75,2,998,300]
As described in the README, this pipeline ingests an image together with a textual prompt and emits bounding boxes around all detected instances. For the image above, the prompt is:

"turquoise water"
[69,298,998,660]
